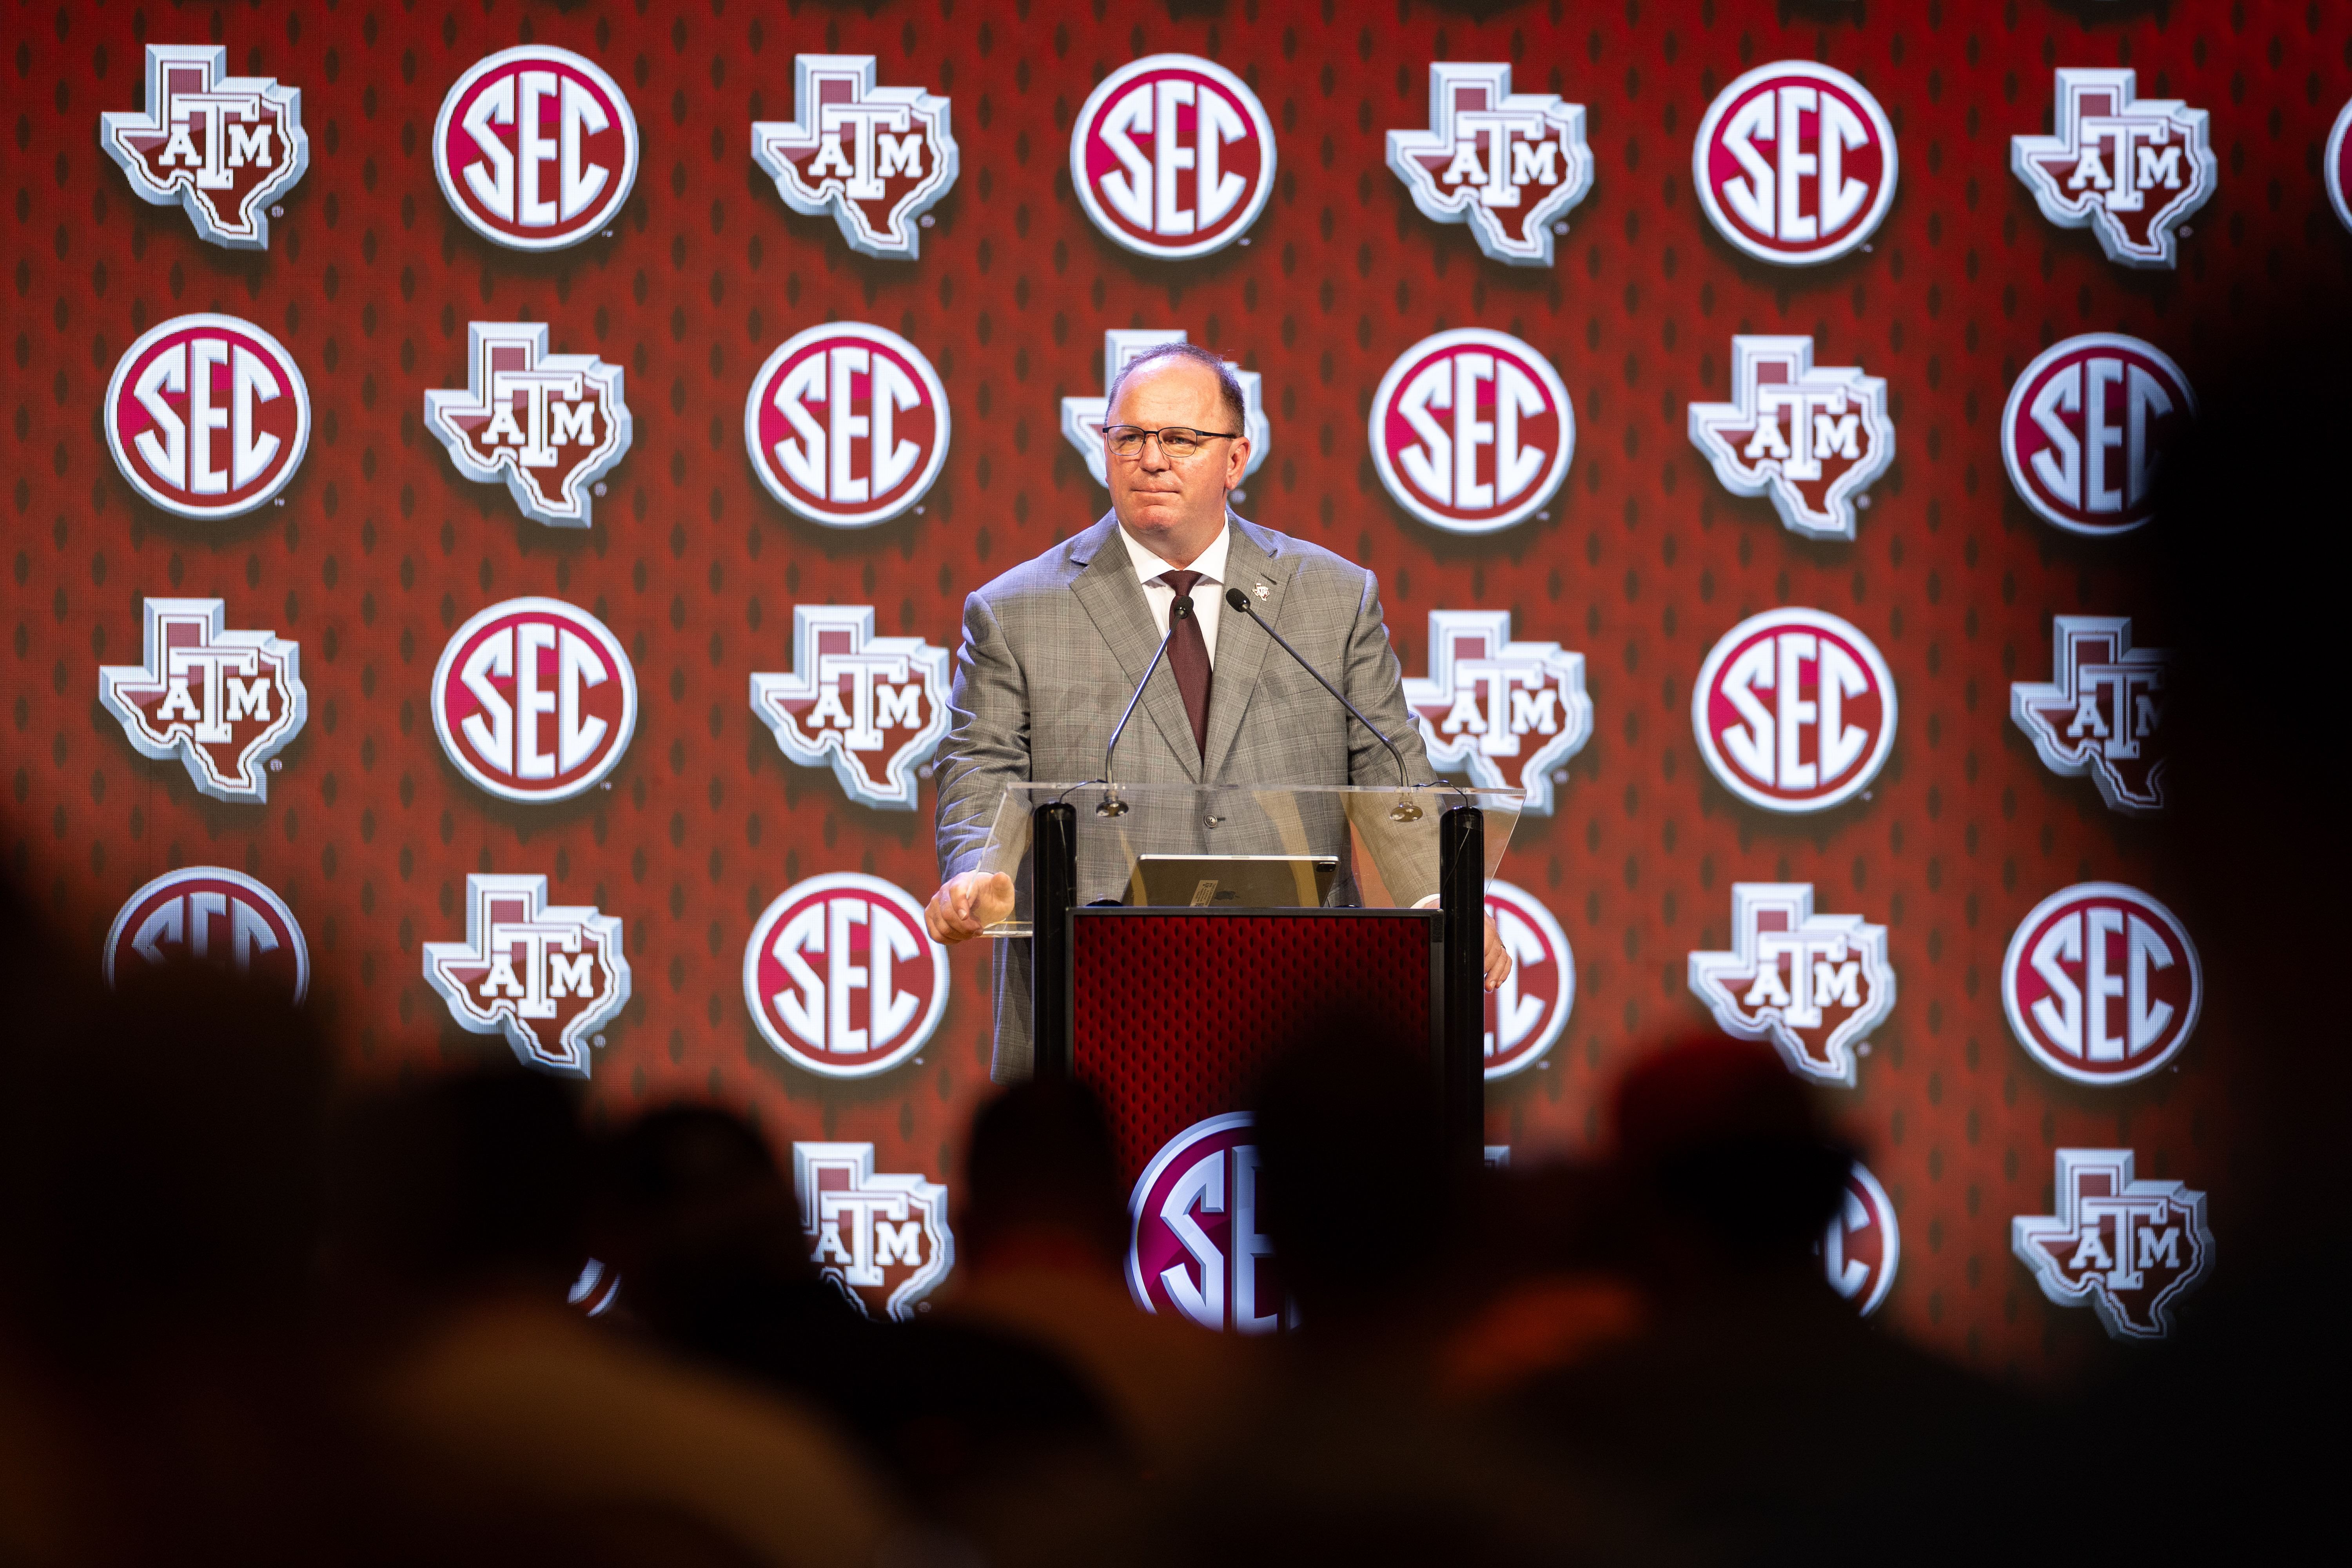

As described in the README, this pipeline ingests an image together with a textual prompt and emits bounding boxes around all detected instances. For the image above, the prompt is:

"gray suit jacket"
[935,512,1435,1080]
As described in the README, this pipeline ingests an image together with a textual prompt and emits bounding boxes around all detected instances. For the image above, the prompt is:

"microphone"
[1096,593,1194,816]
[1225,586,1424,799]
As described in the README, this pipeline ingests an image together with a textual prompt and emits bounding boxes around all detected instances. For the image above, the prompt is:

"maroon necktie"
[1159,570,1212,759]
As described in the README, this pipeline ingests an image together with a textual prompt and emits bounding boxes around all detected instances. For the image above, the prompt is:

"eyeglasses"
[1102,424,1242,460]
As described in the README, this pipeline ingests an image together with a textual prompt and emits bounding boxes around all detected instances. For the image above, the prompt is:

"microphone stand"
[1094,593,1194,818]
[1224,587,1426,822]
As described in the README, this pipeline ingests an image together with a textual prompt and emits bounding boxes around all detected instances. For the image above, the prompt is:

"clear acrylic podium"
[971,782,1523,1178]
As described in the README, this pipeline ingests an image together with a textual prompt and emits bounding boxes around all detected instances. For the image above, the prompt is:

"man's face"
[1104,359,1250,565]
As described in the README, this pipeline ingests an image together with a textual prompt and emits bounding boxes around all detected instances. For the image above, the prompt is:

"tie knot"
[1160,570,1202,599]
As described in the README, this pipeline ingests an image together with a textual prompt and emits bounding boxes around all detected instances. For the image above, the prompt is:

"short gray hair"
[1104,341,1247,434]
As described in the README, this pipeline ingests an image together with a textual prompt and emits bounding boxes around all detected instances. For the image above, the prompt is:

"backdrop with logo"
[9,2,2343,1372]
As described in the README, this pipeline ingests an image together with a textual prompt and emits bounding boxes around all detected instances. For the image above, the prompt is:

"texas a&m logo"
[2002,333,2195,537]
[1482,880,1575,1080]
[1369,328,1575,535]
[105,314,309,519]
[103,867,309,1003]
[1061,330,1270,489]
[1070,54,1276,260]
[2002,883,2200,1087]
[1820,1161,1900,1316]
[1129,1114,1294,1334]
[1386,62,1593,267]
[1687,883,1895,1088]
[423,323,631,528]
[1692,608,1896,814]
[2011,617,2171,815]
[423,874,631,1078]
[99,45,308,250]
[434,46,637,251]
[2011,69,2216,270]
[745,323,950,527]
[2013,1149,2212,1341]
[751,55,956,261]
[2327,98,2352,235]
[744,874,948,1079]
[1693,61,1897,267]
[793,1143,954,1321]
[99,598,305,804]
[431,598,637,804]
[749,607,950,812]
[1687,336,1893,541]
[1401,611,1592,815]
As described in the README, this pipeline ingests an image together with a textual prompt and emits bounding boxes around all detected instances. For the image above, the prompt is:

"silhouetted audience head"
[1,960,333,1369]
[588,1105,819,1347]
[328,1067,585,1307]
[1610,1035,1851,1271]
[964,1079,1125,1265]
[1251,1027,1447,1328]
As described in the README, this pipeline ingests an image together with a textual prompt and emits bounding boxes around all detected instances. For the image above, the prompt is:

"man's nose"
[1137,437,1172,472]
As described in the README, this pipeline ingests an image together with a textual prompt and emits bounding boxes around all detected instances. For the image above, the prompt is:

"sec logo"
[2001,333,2194,537]
[1693,60,1897,267]
[2002,882,2201,1086]
[1070,54,1276,260]
[1821,1161,1900,1316]
[1127,1113,1294,1334]
[1368,328,1574,535]
[431,598,636,804]
[104,313,309,519]
[433,46,637,251]
[793,1142,955,1321]
[1691,608,1896,814]
[1482,880,1574,1080]
[99,45,308,250]
[744,323,950,527]
[423,874,631,1078]
[2328,98,2352,234]
[744,873,947,1079]
[103,866,309,1003]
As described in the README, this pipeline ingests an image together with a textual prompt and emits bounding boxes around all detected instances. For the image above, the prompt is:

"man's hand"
[926,871,1014,944]
[1413,897,1513,992]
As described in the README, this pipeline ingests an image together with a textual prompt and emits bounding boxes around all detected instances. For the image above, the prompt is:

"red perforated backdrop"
[8,1,2347,1381]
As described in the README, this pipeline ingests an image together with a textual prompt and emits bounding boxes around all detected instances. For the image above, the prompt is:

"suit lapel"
[1068,514,1201,783]
[1202,519,1287,780]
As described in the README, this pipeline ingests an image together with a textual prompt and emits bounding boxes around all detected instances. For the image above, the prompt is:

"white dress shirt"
[1117,521,1230,667]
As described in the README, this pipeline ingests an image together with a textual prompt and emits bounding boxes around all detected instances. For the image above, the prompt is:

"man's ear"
[1226,439,1250,492]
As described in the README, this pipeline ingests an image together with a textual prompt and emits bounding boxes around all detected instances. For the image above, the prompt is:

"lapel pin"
[1253,581,1270,600]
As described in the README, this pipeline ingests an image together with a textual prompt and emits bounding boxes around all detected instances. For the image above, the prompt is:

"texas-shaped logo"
[98,598,306,804]
[1401,610,1592,815]
[1688,336,1893,541]
[422,874,630,1078]
[793,1142,955,1321]
[2011,616,2169,815]
[749,606,951,811]
[1687,883,1895,1088]
[751,54,957,260]
[2013,1148,2212,1341]
[100,45,308,250]
[2012,69,2215,270]
[1386,62,1593,267]
[424,322,632,528]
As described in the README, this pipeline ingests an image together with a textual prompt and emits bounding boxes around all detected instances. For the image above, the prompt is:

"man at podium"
[925,343,1507,1080]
